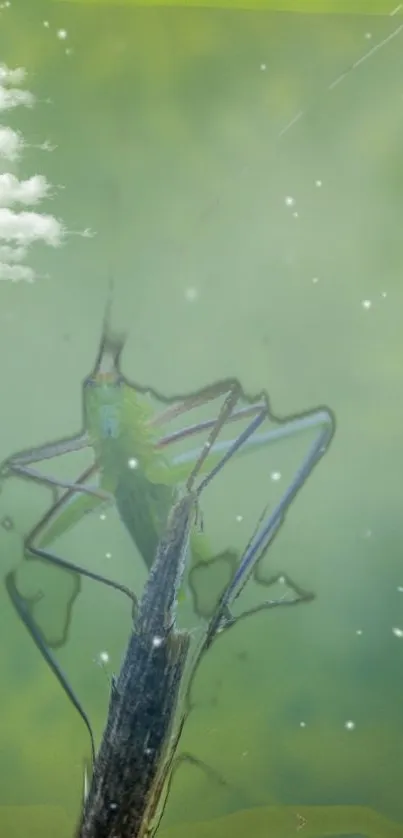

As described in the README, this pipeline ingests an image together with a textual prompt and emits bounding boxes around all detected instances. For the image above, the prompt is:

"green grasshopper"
[0,303,334,649]
[5,390,332,838]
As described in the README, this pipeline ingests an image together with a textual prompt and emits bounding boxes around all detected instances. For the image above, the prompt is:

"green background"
[1,1,403,836]
[52,0,403,14]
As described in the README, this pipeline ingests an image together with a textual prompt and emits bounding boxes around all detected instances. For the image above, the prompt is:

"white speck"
[99,651,109,664]
[203,440,211,450]
[285,196,295,207]
[43,20,49,27]
[392,627,403,638]
[241,750,249,757]
[57,29,68,40]
[292,211,299,218]
[105,552,112,559]
[270,471,281,481]
[381,291,387,298]
[363,529,372,538]
[260,63,266,71]
[235,514,243,523]
[356,629,363,636]
[152,636,163,648]
[361,299,372,310]
[278,576,285,584]
[344,720,355,730]
[100,513,106,521]
[65,48,73,56]
[397,586,403,593]
[315,179,322,187]
[128,457,138,469]
[364,32,372,39]
[312,276,319,284]
[184,286,198,302]
[299,721,306,728]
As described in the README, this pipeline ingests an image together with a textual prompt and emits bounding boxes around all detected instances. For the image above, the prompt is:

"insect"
[5,389,334,838]
[0,300,334,649]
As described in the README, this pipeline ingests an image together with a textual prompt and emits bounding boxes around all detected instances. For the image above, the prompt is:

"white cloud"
[0,262,36,282]
[0,64,26,86]
[0,64,88,282]
[0,208,63,246]
[0,85,35,112]
[0,174,52,206]
[0,244,27,262]
[0,126,24,160]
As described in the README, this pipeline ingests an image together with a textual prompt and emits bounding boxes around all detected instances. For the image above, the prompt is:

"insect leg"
[0,431,107,499]
[184,380,245,491]
[195,408,267,495]
[6,462,111,500]
[5,569,95,763]
[169,407,333,478]
[156,403,264,449]
[24,464,137,648]
[144,378,249,428]
[204,407,334,645]
[184,378,292,495]
[182,405,332,619]
[182,407,271,617]
[1,430,89,473]
[218,572,315,636]
[27,543,137,622]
